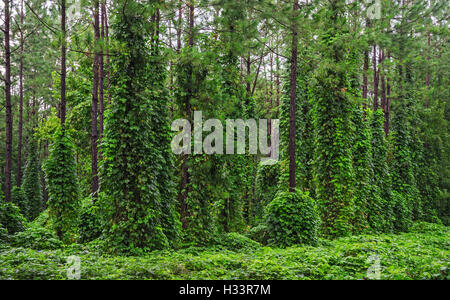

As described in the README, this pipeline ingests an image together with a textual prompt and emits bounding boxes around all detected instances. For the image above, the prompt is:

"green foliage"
[266,190,320,247]
[0,224,447,280]
[11,225,63,250]
[11,186,27,217]
[390,100,419,230]
[21,137,42,221]
[0,224,9,244]
[392,191,413,232]
[0,202,26,235]
[254,162,280,224]
[370,110,394,232]
[45,130,80,243]
[216,233,262,252]
[78,202,102,244]
[246,224,270,245]
[311,1,357,238]
[351,107,372,233]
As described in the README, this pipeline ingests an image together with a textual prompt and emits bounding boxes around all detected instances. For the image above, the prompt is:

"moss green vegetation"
[0,222,447,280]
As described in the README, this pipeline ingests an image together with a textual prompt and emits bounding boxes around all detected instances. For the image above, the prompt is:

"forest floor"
[0,222,448,280]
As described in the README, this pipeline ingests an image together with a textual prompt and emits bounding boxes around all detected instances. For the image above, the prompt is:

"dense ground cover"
[0,222,448,280]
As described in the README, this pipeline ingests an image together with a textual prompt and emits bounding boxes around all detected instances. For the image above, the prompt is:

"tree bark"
[17,0,25,187]
[91,0,100,199]
[289,0,299,193]
[61,0,67,126]
[385,53,392,137]
[180,2,195,228]
[4,0,12,202]
[99,0,106,143]
[373,44,379,111]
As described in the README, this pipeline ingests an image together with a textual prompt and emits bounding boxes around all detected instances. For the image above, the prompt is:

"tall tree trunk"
[180,2,195,229]
[3,0,12,202]
[99,0,106,144]
[289,0,299,193]
[362,19,369,110]
[103,1,111,105]
[385,53,392,136]
[60,0,67,126]
[91,0,100,199]
[373,44,379,111]
[17,0,25,187]
[425,31,431,108]
[380,50,386,114]
[177,0,182,52]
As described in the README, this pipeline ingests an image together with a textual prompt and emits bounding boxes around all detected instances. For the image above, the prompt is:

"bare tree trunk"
[380,50,386,114]
[385,53,392,137]
[103,1,111,105]
[373,44,379,111]
[362,19,369,110]
[91,0,100,199]
[61,0,67,126]
[289,0,299,193]
[17,0,25,187]
[177,0,182,52]
[4,0,12,202]
[99,0,106,144]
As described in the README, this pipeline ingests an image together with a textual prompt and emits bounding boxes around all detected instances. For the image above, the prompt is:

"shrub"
[11,186,27,217]
[0,202,26,235]
[392,191,413,232]
[409,222,446,234]
[217,233,262,252]
[246,224,270,245]
[11,226,63,250]
[266,190,320,247]
[78,203,102,244]
[45,129,80,242]
[21,137,42,221]
[0,224,9,244]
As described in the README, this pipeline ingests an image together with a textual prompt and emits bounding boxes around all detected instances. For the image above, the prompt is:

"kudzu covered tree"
[21,137,42,221]
[311,0,356,237]
[101,0,178,253]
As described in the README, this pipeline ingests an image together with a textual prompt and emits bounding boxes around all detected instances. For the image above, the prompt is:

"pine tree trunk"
[373,45,379,111]
[17,0,25,187]
[385,53,392,137]
[4,0,12,202]
[60,0,67,126]
[180,2,195,229]
[91,0,100,199]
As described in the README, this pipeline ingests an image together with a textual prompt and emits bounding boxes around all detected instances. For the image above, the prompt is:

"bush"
[11,226,63,250]
[246,224,270,245]
[392,191,413,232]
[11,186,27,217]
[410,222,446,234]
[266,190,320,247]
[45,129,80,242]
[78,203,102,243]
[0,224,9,244]
[217,233,262,252]
[0,202,26,235]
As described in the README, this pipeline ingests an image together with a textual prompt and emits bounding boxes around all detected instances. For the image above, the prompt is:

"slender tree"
[288,0,299,192]
[3,0,13,202]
